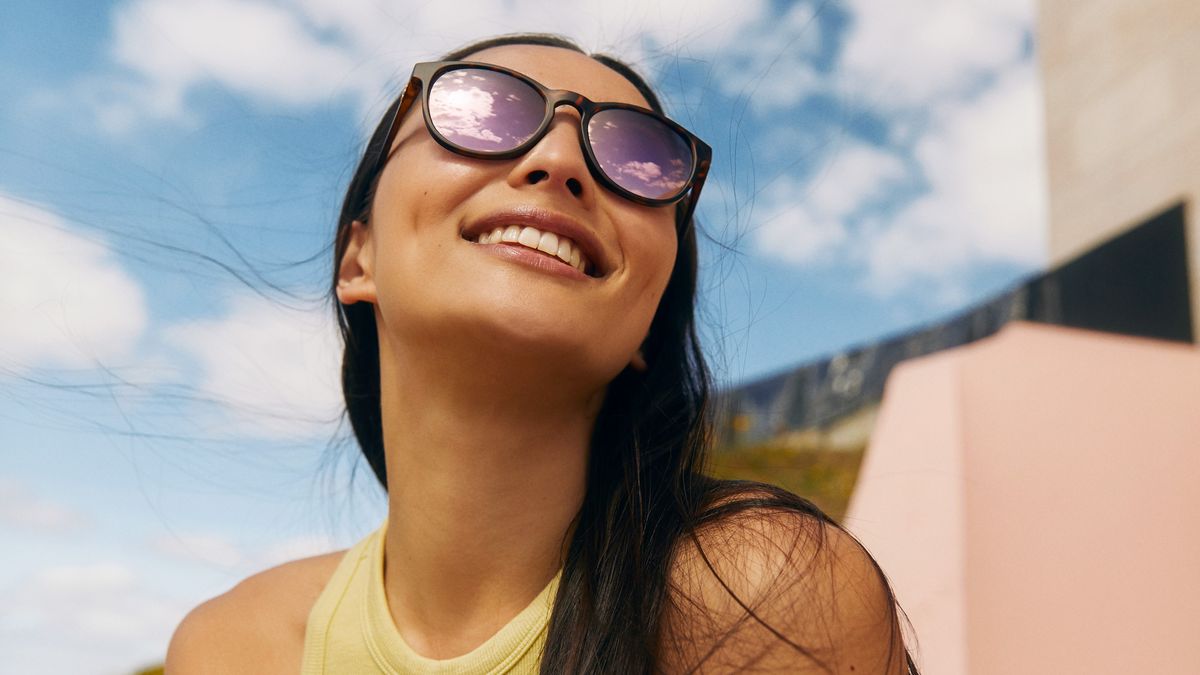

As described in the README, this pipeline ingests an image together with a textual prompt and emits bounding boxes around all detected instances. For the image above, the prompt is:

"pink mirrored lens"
[428,69,545,152]
[588,108,694,200]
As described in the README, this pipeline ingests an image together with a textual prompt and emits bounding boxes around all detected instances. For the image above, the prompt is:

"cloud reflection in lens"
[428,69,544,152]
[588,110,692,200]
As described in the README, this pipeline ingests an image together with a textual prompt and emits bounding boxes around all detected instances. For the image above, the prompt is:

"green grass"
[706,404,879,522]
[706,443,866,523]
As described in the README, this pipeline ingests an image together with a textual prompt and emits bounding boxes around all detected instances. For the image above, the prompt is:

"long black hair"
[331,33,918,674]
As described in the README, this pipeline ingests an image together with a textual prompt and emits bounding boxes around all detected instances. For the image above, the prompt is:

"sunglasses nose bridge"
[546,92,589,122]
[503,94,597,205]
[541,95,595,153]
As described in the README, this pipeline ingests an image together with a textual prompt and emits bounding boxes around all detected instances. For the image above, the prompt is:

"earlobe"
[629,348,648,372]
[336,220,377,305]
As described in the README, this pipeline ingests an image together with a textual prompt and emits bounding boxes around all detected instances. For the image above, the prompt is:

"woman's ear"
[336,220,377,305]
[629,348,648,372]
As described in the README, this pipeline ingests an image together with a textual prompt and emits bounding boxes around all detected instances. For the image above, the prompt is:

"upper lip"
[461,205,611,277]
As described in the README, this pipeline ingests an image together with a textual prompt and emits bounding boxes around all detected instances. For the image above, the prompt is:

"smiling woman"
[164,33,918,675]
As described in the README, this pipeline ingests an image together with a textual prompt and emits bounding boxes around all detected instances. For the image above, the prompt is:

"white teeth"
[517,227,541,248]
[474,225,593,275]
[537,231,559,255]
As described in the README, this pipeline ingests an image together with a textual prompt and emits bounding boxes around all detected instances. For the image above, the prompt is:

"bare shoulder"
[661,489,908,674]
[164,549,348,674]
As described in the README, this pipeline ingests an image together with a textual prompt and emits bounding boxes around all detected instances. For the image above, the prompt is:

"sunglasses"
[374,60,712,232]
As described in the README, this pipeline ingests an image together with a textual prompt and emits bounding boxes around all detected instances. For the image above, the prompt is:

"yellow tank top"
[301,518,562,674]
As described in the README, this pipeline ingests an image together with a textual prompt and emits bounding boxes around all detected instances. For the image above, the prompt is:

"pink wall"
[846,321,1200,674]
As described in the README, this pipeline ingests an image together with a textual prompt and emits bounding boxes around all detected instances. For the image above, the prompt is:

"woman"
[166,33,918,674]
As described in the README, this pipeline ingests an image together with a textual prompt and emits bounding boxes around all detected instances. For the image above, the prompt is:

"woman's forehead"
[462,44,652,109]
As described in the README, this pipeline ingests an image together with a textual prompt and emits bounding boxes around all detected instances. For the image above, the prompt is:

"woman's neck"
[375,330,601,659]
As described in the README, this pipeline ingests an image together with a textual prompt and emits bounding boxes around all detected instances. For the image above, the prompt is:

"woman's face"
[347,44,679,388]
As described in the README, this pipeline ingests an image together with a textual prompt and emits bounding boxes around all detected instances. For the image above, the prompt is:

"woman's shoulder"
[667,484,838,602]
[164,549,348,674]
[661,483,907,674]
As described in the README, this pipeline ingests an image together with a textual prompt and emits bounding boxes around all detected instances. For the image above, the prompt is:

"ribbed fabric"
[302,518,561,674]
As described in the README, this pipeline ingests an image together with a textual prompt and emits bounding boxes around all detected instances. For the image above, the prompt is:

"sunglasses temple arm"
[678,163,709,235]
[375,76,422,174]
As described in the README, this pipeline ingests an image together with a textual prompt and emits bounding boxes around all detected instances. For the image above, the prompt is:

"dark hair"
[331,33,918,674]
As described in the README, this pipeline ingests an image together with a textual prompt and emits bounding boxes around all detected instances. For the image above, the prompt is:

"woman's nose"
[506,112,596,208]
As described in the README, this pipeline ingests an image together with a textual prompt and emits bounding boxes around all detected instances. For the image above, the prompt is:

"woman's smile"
[460,204,610,280]
[472,236,593,281]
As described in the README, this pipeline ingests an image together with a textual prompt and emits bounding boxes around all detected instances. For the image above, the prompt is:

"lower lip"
[473,242,593,281]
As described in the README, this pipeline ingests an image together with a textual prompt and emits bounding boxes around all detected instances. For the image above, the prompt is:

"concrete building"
[1038,0,1200,338]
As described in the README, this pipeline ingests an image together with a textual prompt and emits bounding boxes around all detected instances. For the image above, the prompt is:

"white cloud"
[582,0,771,53]
[920,62,1048,266]
[163,292,343,440]
[839,0,1034,106]
[0,479,90,532]
[754,139,908,264]
[81,0,773,132]
[0,561,188,674]
[150,529,336,571]
[708,1,822,110]
[860,61,1048,297]
[0,529,334,675]
[746,2,1048,302]
[0,522,347,674]
[109,0,371,120]
[36,562,137,597]
[152,532,245,568]
[290,0,770,61]
[46,0,782,140]
[0,193,148,369]
[254,532,338,569]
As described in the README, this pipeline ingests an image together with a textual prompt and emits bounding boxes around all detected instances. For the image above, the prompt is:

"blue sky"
[0,0,1047,671]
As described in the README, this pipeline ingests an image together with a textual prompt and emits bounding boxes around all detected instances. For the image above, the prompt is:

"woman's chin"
[473,318,621,374]
[378,275,646,384]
